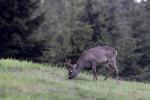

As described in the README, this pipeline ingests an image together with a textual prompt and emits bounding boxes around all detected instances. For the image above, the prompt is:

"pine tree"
[133,0,150,71]
[0,0,45,60]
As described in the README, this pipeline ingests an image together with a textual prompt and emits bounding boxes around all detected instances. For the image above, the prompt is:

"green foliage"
[40,0,93,64]
[1,0,150,81]
[0,59,150,100]
[0,0,45,60]
[36,0,150,81]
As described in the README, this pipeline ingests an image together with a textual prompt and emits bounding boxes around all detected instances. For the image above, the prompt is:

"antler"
[65,58,72,67]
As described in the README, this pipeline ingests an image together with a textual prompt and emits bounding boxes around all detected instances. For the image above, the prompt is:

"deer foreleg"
[92,62,97,80]
[104,74,109,81]
[104,67,111,81]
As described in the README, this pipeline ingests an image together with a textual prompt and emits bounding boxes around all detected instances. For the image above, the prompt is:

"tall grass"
[0,59,150,100]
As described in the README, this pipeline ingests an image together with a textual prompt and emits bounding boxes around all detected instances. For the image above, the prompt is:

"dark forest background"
[0,0,150,82]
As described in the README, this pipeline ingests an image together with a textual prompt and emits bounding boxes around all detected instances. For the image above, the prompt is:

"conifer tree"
[0,0,45,60]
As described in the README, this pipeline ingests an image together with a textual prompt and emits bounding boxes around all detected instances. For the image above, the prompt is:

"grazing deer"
[66,46,119,80]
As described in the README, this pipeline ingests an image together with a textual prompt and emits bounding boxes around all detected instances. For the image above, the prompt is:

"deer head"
[65,58,78,79]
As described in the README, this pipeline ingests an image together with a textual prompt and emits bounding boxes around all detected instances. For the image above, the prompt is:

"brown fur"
[66,46,118,80]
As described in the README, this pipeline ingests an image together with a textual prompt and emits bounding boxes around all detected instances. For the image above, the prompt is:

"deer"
[66,46,119,81]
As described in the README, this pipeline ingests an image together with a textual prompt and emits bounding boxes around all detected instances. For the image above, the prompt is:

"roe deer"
[66,46,119,80]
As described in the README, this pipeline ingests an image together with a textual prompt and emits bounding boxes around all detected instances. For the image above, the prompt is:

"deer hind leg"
[92,62,97,80]
[108,59,119,80]
[104,63,111,81]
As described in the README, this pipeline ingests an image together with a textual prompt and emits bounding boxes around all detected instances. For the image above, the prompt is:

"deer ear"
[73,64,77,69]
[65,58,73,68]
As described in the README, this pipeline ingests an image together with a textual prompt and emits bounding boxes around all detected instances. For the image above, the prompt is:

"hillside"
[0,59,150,100]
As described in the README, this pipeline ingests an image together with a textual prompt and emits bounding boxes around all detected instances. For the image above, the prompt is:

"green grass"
[0,59,150,100]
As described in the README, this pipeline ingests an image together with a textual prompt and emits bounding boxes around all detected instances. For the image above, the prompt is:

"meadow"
[0,59,150,100]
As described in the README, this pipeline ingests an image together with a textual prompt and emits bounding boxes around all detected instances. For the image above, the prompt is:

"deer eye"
[71,70,74,72]
[69,70,73,73]
[68,68,72,72]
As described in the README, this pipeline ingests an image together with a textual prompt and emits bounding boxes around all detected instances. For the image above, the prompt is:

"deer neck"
[76,59,87,72]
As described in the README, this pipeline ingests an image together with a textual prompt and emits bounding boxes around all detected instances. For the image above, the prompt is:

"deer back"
[77,46,117,64]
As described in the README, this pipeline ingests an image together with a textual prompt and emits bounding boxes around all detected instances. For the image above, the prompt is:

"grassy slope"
[0,59,150,100]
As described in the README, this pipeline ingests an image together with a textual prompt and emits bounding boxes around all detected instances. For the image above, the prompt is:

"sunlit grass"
[0,59,150,100]
[0,58,43,69]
